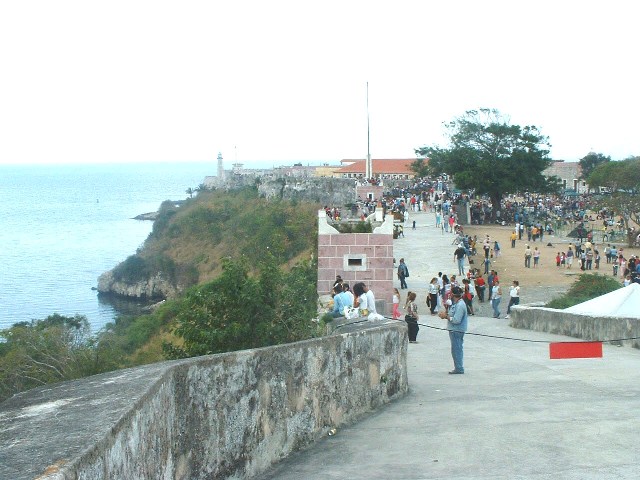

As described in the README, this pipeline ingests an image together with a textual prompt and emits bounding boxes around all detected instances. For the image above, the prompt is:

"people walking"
[427,278,439,315]
[405,291,419,343]
[490,279,502,318]
[524,245,532,268]
[505,280,520,319]
[392,288,401,320]
[474,274,486,302]
[566,247,574,269]
[454,243,467,275]
[397,258,409,289]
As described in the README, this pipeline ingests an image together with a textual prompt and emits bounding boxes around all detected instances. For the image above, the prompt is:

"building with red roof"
[335,158,418,180]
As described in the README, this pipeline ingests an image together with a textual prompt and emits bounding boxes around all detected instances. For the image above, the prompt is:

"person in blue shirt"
[331,285,347,318]
[439,286,468,374]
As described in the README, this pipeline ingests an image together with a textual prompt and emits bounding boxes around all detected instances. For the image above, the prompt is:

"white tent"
[564,282,640,318]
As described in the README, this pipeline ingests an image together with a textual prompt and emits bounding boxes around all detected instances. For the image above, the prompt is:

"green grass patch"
[546,273,622,309]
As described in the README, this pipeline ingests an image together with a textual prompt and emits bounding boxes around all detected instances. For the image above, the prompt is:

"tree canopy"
[587,156,640,193]
[415,109,560,217]
[579,152,610,181]
[587,157,640,244]
[163,255,319,359]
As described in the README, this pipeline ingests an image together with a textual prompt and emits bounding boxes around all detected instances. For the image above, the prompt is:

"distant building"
[545,160,587,193]
[335,159,417,180]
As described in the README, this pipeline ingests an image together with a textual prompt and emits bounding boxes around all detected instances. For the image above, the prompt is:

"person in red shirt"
[474,274,486,302]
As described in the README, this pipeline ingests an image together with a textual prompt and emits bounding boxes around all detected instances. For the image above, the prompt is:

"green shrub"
[546,274,622,309]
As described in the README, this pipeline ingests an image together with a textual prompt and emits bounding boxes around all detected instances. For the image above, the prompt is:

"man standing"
[510,230,517,248]
[524,245,533,268]
[439,286,468,374]
[397,258,409,289]
[483,235,491,258]
[454,244,467,275]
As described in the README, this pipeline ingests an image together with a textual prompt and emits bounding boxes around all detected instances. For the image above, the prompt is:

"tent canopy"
[564,283,640,318]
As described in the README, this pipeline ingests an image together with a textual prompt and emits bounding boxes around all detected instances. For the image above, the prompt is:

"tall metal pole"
[366,82,372,179]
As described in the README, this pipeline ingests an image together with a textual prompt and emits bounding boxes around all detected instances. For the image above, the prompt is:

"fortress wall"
[0,323,407,480]
[510,306,640,348]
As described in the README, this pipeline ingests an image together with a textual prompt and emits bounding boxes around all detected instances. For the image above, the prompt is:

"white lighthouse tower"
[216,152,225,182]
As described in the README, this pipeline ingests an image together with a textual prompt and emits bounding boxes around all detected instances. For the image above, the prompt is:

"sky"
[1,0,638,167]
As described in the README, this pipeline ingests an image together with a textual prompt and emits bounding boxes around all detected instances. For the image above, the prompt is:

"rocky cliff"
[97,271,180,300]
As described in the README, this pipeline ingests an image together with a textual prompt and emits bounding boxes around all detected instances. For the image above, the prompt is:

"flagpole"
[366,82,371,179]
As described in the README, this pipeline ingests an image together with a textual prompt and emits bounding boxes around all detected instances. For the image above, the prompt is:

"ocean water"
[0,162,214,332]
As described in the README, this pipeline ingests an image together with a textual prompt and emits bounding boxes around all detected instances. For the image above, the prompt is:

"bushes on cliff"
[0,314,119,402]
[163,254,319,358]
[109,187,318,293]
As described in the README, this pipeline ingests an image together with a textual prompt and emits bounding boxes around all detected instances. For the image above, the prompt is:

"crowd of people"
[322,176,639,376]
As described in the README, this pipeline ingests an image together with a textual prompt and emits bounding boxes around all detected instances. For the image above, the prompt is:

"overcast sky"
[1,0,638,167]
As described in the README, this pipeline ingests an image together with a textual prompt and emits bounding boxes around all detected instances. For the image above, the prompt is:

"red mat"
[549,342,603,359]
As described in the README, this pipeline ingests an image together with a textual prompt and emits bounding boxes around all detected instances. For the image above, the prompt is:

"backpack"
[400,264,409,277]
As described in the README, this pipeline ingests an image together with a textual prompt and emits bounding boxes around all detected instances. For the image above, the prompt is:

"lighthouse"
[217,152,225,182]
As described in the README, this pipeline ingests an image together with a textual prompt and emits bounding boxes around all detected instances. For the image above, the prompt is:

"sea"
[0,162,215,332]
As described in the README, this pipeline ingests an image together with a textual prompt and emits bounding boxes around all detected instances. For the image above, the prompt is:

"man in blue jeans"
[453,244,467,276]
[439,286,468,374]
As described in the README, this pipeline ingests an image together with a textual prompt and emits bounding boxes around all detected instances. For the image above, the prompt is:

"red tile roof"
[337,159,419,174]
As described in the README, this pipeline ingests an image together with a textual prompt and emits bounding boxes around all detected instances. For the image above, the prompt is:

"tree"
[415,108,561,220]
[588,157,640,194]
[410,158,430,178]
[588,157,640,245]
[0,314,113,402]
[579,152,611,182]
[163,255,318,359]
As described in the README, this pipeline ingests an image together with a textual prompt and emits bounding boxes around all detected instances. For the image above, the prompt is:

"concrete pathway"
[258,211,640,479]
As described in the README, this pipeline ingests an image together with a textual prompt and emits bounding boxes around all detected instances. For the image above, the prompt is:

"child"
[556,252,561,267]
[392,288,401,320]
[560,252,566,267]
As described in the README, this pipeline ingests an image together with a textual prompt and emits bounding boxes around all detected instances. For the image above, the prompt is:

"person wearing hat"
[453,243,467,276]
[439,286,468,374]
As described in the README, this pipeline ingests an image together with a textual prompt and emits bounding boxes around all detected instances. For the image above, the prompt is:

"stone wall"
[510,305,640,348]
[203,175,358,206]
[0,323,408,480]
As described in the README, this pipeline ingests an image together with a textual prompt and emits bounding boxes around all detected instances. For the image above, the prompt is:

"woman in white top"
[506,280,520,318]
[427,277,439,315]
[490,280,502,319]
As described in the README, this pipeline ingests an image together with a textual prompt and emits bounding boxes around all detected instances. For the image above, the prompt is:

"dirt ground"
[463,224,639,304]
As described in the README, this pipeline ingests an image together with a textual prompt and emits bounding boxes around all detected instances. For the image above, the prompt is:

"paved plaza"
[258,211,640,479]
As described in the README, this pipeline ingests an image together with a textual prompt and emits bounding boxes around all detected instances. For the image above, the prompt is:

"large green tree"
[587,157,640,244]
[579,152,611,182]
[163,255,319,358]
[415,109,560,218]
[410,158,430,178]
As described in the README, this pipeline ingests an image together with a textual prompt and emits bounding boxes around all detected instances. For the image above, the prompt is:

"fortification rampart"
[510,305,640,348]
[0,322,407,480]
[203,175,358,205]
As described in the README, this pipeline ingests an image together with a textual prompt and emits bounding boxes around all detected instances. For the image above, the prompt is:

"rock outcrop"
[97,271,179,300]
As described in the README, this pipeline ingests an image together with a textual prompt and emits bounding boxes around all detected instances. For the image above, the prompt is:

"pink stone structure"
[317,210,394,314]
[355,184,384,202]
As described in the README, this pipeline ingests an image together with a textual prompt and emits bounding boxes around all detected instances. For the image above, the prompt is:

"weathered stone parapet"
[0,323,408,480]
[510,305,640,348]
